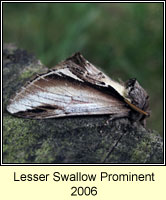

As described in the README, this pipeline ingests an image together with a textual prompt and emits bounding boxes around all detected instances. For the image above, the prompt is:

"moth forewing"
[7,73,130,119]
[7,52,149,123]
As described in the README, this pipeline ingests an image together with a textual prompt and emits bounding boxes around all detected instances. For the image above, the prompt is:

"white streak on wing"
[65,103,121,114]
[43,85,90,103]
[42,68,84,82]
[7,89,72,114]
[84,62,127,98]
[57,68,84,81]
[105,78,126,97]
[7,103,31,113]
[95,73,126,98]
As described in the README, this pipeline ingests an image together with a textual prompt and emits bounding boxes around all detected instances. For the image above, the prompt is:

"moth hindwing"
[7,52,149,123]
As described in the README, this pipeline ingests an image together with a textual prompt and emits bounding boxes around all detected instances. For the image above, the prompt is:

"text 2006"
[71,186,97,196]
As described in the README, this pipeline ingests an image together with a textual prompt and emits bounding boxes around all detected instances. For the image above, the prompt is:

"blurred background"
[3,3,163,135]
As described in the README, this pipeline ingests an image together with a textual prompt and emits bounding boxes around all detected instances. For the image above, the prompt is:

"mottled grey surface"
[3,44,163,164]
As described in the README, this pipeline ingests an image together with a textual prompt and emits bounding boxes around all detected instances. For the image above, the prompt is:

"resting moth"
[7,52,150,124]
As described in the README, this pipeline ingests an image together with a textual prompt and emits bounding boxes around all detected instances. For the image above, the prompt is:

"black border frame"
[1,0,165,166]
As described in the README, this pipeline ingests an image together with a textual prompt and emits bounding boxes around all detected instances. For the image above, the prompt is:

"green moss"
[3,115,38,163]
[20,69,36,79]
[131,137,152,162]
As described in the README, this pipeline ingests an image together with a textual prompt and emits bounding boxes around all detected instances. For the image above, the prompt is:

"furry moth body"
[7,52,149,123]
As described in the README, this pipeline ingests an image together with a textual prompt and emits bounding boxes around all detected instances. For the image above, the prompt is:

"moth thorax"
[126,78,149,112]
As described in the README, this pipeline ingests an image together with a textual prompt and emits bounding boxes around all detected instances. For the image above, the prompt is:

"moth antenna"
[124,99,149,116]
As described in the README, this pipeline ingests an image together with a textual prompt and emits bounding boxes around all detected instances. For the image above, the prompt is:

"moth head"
[125,78,150,123]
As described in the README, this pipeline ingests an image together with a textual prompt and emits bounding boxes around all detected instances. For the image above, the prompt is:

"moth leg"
[104,113,129,125]
[139,117,147,127]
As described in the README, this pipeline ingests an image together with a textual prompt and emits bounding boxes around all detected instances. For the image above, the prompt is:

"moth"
[7,52,150,124]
